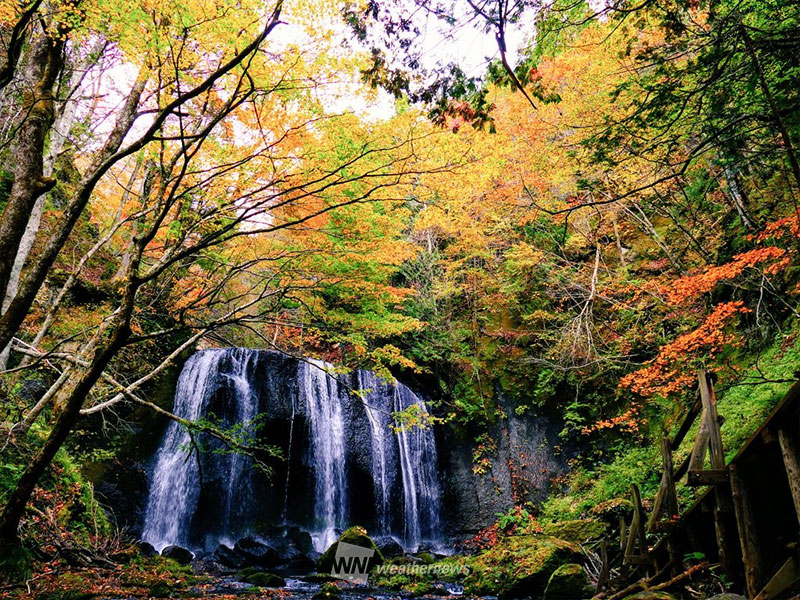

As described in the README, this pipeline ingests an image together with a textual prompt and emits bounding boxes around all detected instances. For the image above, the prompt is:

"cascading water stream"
[303,360,348,552]
[393,384,442,551]
[142,349,258,551]
[360,371,392,536]
[141,348,443,555]
[218,351,257,541]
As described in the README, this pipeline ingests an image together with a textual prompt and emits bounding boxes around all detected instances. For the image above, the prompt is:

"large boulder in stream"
[234,536,280,567]
[463,535,581,598]
[213,544,246,569]
[161,545,194,565]
[374,536,404,558]
[287,526,314,554]
[318,526,384,573]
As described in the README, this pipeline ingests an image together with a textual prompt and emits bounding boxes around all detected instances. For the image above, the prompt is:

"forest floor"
[0,567,465,600]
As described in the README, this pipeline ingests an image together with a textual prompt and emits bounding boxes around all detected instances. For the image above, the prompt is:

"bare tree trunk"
[0,28,64,302]
[0,40,104,369]
[112,159,153,283]
[0,314,132,544]
[0,72,146,354]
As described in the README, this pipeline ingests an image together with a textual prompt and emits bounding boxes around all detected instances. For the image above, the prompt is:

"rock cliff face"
[439,407,568,536]
[95,349,568,547]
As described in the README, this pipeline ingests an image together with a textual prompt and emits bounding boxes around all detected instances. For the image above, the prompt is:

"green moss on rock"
[238,571,286,587]
[542,520,607,544]
[544,563,593,599]
[463,535,582,598]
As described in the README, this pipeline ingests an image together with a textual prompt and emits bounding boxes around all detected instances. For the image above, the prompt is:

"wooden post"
[701,371,725,470]
[624,484,650,571]
[688,371,728,486]
[619,516,627,552]
[662,436,679,518]
[778,426,800,529]
[730,464,762,597]
[623,509,639,562]
[649,436,679,532]
[754,550,800,600]
[712,488,735,580]
[596,540,609,593]
[688,406,711,475]
[633,484,647,557]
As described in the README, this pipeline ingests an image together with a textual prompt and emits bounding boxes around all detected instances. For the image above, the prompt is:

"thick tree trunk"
[0,2,283,355]
[0,29,63,302]
[0,41,102,370]
[0,73,146,354]
[0,301,133,544]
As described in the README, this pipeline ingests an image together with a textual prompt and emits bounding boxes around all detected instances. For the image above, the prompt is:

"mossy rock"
[463,535,582,598]
[312,582,343,600]
[236,568,285,587]
[544,563,593,599]
[317,526,384,573]
[622,592,678,600]
[403,580,435,596]
[542,520,607,544]
[416,552,435,564]
[236,566,259,578]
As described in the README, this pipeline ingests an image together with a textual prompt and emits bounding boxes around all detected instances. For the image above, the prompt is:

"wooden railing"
[609,370,800,599]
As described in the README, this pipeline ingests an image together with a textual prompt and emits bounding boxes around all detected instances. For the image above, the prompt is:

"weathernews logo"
[330,542,374,583]
[330,542,470,584]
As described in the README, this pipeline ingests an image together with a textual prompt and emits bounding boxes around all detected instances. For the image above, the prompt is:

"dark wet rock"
[544,563,593,599]
[287,526,314,554]
[137,541,157,558]
[440,398,571,536]
[161,545,193,565]
[374,536,404,558]
[213,544,245,569]
[286,552,317,571]
[234,536,280,567]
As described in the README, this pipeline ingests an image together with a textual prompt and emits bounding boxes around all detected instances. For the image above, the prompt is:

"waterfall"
[357,370,443,550]
[359,371,393,535]
[142,348,443,555]
[142,349,257,551]
[393,383,443,551]
[303,360,348,552]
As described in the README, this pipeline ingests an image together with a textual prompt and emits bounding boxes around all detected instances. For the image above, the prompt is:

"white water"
[358,370,443,551]
[142,349,257,551]
[393,383,443,551]
[142,349,442,554]
[304,360,348,552]
[360,371,392,535]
